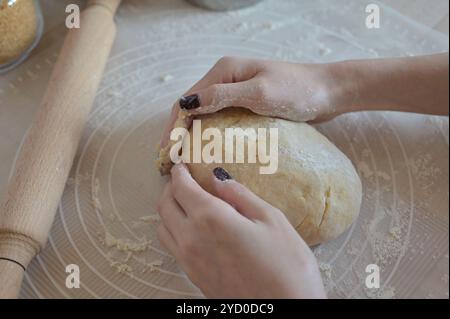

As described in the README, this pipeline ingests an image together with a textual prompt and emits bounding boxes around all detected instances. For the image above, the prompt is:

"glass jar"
[0,0,44,73]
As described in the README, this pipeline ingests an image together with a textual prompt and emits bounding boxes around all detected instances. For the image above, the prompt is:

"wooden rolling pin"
[0,0,122,298]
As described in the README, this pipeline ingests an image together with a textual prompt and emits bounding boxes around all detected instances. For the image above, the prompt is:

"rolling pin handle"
[0,258,26,272]
[0,231,40,270]
[0,231,40,298]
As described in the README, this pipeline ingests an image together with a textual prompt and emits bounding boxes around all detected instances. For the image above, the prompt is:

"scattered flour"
[66,173,90,186]
[91,179,164,276]
[102,231,151,253]
[106,89,123,99]
[365,286,396,299]
[318,46,332,56]
[358,161,373,178]
[367,207,406,268]
[142,259,164,273]
[357,161,391,181]
[160,74,174,83]
[376,171,391,181]
[110,261,133,275]
[409,153,441,188]
[139,215,161,223]
[91,178,103,213]
[319,262,333,281]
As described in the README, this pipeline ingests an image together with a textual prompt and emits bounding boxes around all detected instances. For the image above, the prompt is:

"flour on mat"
[139,215,161,223]
[101,230,151,253]
[66,173,90,187]
[160,74,174,83]
[91,178,164,276]
[358,161,373,179]
[409,153,441,188]
[106,89,123,99]
[366,207,407,268]
[365,285,396,299]
[319,262,333,281]
[91,178,103,213]
[110,261,133,275]
[357,161,391,181]
[142,259,164,273]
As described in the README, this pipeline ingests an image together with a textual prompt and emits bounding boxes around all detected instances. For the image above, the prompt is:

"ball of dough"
[186,108,362,246]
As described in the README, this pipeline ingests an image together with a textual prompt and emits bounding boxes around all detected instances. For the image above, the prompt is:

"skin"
[157,53,449,298]
[160,53,449,147]
[157,164,326,298]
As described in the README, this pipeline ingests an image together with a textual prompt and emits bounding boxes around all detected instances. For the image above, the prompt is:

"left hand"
[158,57,340,150]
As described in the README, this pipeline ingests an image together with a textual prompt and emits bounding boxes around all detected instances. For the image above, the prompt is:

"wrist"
[324,60,365,115]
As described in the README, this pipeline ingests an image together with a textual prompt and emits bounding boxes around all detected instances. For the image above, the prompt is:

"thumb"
[179,80,261,115]
[209,167,273,221]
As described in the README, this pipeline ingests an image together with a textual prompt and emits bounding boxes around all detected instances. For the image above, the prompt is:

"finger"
[158,95,209,150]
[159,104,188,149]
[159,69,221,148]
[157,224,180,258]
[158,60,223,148]
[170,163,215,215]
[157,181,187,240]
[159,57,260,147]
[182,79,264,115]
[210,167,274,221]
[195,56,260,86]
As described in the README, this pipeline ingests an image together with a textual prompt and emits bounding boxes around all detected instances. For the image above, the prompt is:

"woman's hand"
[156,164,326,299]
[159,53,449,149]
[159,57,342,149]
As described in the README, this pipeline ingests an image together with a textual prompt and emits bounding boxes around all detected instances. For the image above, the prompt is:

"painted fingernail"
[213,167,232,181]
[179,94,200,110]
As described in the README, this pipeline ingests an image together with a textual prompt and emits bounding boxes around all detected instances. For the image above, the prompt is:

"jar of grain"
[0,0,44,73]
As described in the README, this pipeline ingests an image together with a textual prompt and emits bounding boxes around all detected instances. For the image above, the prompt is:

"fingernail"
[213,167,232,181]
[179,94,200,110]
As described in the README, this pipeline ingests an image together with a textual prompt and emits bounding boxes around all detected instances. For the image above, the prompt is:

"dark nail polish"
[179,94,200,110]
[213,167,232,181]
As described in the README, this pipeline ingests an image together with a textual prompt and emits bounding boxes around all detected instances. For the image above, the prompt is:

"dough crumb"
[156,109,190,175]
[365,286,396,299]
[142,260,164,273]
[319,262,333,280]
[110,261,133,274]
[102,231,151,253]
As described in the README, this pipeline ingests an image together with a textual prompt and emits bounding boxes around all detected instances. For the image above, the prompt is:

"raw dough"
[182,108,362,246]
[157,109,190,175]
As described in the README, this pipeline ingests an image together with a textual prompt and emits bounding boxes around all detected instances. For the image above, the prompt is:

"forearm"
[329,53,449,116]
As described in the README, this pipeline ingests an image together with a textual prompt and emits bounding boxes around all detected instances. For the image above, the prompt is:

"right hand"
[156,164,326,298]
[159,56,343,148]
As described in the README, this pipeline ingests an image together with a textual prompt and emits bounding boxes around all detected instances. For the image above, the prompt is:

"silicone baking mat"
[0,0,448,298]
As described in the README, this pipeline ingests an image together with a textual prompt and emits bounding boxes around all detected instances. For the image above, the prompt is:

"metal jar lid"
[186,0,263,11]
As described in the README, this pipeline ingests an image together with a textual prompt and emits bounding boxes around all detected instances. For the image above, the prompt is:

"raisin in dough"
[180,108,362,246]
